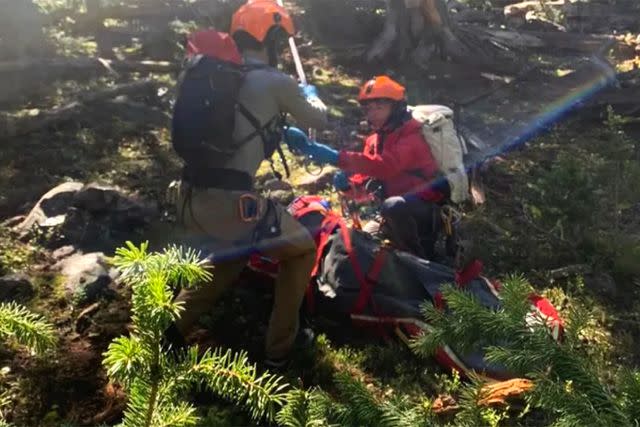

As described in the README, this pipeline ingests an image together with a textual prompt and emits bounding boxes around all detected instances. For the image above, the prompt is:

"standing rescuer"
[166,0,328,368]
[284,75,450,258]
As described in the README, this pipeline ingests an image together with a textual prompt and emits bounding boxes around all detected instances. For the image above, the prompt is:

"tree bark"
[367,0,520,72]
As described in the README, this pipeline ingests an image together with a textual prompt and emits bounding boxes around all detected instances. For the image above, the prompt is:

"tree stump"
[367,0,521,72]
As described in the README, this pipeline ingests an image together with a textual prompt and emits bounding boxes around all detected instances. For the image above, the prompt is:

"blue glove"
[333,171,351,191]
[283,126,338,165]
[300,84,319,100]
[306,142,339,166]
[283,127,311,153]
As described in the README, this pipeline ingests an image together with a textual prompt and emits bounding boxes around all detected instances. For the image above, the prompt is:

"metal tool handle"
[276,0,315,139]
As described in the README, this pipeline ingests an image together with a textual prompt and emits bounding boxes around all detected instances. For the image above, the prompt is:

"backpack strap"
[235,102,275,145]
[235,104,290,178]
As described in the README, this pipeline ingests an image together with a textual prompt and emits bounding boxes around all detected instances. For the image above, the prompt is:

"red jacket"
[337,118,441,200]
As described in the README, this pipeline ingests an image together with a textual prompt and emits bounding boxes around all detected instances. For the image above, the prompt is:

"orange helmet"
[231,0,295,43]
[358,76,406,103]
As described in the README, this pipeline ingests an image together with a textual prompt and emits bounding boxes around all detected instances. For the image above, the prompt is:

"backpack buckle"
[238,194,260,222]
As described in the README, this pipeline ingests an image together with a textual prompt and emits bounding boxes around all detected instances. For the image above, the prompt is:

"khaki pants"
[172,183,316,359]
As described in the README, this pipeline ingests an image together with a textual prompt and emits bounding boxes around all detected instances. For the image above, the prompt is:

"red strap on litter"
[454,259,483,287]
[310,214,343,276]
[351,248,387,315]
[338,224,368,292]
[434,291,445,310]
[306,212,387,316]
[306,214,344,314]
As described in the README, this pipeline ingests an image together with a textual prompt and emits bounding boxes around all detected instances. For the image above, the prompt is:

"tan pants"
[172,183,316,359]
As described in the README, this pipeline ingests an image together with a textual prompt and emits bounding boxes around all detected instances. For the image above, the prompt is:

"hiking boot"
[264,327,315,370]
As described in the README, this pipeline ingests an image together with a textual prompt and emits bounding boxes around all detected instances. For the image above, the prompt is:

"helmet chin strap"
[265,27,286,68]
[267,42,279,67]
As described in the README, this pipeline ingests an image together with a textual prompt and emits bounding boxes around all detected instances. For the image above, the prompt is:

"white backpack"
[409,105,470,204]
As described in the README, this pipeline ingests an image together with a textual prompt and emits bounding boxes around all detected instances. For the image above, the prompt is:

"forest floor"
[0,3,639,425]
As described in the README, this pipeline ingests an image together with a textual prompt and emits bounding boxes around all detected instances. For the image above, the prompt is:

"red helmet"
[231,0,295,43]
[358,75,406,103]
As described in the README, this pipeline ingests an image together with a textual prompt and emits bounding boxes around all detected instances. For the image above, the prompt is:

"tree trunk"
[367,0,520,72]
[0,0,48,60]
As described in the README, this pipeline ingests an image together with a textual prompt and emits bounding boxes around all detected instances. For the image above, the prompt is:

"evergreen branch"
[154,401,198,427]
[111,241,151,284]
[562,304,593,349]
[379,396,435,427]
[122,378,156,427]
[332,372,384,427]
[162,245,212,289]
[103,336,147,386]
[496,274,535,321]
[528,374,626,427]
[0,302,55,354]
[485,343,550,375]
[276,388,336,427]
[618,370,640,423]
[409,275,635,426]
[411,303,448,357]
[112,242,211,290]
[453,378,489,427]
[140,335,162,427]
[438,285,521,352]
[181,347,289,422]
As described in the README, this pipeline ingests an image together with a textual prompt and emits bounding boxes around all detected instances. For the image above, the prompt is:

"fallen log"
[0,80,160,139]
[0,58,178,75]
[92,99,171,129]
[0,58,177,107]
[503,0,566,19]
[482,28,625,55]
[549,264,592,279]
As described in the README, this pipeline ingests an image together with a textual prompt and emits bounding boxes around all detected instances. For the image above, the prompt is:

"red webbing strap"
[434,291,445,310]
[306,214,344,314]
[310,214,343,276]
[454,259,484,287]
[338,224,368,289]
[351,248,387,315]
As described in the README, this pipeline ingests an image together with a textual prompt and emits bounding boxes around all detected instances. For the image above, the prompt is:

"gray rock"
[55,252,119,305]
[0,273,35,302]
[269,189,295,206]
[14,182,84,232]
[52,245,77,261]
[72,184,125,213]
[15,182,157,251]
[262,179,293,193]
[73,182,157,226]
